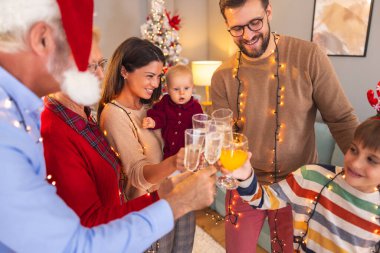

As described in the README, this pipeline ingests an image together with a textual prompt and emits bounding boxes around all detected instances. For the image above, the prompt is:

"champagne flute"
[217,132,249,189]
[192,113,212,168]
[211,108,233,147]
[184,129,205,172]
[204,121,224,166]
[192,113,212,133]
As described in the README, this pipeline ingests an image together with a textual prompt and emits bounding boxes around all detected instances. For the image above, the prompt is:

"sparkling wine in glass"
[184,129,205,172]
[192,113,212,168]
[204,122,224,165]
[192,113,212,133]
[211,108,233,146]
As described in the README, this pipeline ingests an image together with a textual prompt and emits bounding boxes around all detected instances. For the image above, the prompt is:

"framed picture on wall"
[311,0,374,57]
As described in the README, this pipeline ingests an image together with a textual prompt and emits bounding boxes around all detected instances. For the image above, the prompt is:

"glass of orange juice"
[217,132,248,189]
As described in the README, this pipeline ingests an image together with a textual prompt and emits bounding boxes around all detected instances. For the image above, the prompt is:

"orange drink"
[220,148,248,172]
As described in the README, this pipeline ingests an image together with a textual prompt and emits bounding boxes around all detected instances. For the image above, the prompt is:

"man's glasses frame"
[88,58,108,73]
[227,16,265,37]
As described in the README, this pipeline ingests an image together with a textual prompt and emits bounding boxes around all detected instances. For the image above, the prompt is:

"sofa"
[210,122,344,252]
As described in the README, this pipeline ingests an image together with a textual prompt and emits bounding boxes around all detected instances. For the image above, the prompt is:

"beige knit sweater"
[99,101,163,199]
[211,35,359,184]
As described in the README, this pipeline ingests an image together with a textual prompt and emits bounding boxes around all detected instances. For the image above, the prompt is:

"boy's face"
[344,140,380,193]
[167,73,194,105]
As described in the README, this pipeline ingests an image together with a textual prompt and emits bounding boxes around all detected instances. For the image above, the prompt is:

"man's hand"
[142,117,155,129]
[174,148,185,172]
[157,171,192,198]
[164,166,217,220]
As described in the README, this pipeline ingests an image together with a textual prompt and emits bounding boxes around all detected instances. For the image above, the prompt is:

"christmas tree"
[141,0,187,67]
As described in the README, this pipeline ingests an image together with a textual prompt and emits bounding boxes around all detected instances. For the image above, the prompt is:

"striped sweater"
[237,164,380,252]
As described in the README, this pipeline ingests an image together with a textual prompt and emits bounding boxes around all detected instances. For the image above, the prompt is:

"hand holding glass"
[217,133,249,189]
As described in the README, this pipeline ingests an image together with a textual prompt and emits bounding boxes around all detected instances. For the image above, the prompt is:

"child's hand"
[220,152,253,181]
[142,117,155,129]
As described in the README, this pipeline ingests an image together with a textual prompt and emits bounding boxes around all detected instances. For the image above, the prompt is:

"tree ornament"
[141,0,188,67]
[367,81,380,115]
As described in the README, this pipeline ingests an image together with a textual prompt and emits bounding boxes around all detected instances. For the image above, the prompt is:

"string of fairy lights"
[221,32,380,253]
[2,61,379,252]
[228,32,287,252]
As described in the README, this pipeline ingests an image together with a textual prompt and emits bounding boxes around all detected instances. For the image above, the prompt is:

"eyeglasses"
[88,58,107,73]
[227,17,264,37]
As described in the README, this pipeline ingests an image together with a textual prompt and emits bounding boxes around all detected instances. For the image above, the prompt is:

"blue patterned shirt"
[0,67,174,253]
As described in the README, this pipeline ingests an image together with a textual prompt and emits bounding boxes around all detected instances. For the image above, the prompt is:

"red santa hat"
[0,0,93,72]
[0,0,100,106]
[56,0,94,71]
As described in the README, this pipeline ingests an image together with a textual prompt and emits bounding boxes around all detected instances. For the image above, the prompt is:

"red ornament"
[367,90,378,107]
[165,10,181,30]
[367,81,380,113]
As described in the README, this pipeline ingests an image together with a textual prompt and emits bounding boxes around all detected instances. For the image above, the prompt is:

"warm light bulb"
[13,121,21,128]
[4,99,12,109]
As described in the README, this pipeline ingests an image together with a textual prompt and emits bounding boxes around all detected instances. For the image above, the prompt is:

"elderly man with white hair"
[0,1,217,252]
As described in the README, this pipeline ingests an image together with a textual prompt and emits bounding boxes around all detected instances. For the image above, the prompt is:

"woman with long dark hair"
[98,37,194,253]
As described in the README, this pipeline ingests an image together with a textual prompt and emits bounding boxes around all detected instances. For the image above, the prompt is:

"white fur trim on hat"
[0,0,60,33]
[60,69,100,106]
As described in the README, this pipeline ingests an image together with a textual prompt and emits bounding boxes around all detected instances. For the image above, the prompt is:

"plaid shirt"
[44,96,125,195]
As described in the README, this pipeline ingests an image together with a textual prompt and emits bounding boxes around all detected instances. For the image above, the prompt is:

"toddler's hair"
[166,64,193,87]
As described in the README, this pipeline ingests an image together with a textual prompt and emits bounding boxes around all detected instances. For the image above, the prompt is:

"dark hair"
[354,117,380,152]
[219,0,269,20]
[97,37,165,120]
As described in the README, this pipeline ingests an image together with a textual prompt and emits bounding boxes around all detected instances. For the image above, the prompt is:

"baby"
[143,64,203,159]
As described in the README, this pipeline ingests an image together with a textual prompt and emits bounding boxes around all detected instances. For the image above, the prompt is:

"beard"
[237,23,271,58]
[47,32,100,106]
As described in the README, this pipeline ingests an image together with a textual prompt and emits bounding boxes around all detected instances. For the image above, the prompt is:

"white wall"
[269,0,380,121]
[94,0,208,60]
[94,0,379,121]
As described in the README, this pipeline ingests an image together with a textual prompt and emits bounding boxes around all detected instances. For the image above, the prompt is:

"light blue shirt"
[0,67,174,253]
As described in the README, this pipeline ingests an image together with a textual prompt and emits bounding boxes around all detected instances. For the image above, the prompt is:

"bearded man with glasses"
[211,0,359,252]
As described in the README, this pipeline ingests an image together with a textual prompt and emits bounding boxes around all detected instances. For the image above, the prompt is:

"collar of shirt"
[0,67,43,116]
[166,94,195,109]
[44,96,96,132]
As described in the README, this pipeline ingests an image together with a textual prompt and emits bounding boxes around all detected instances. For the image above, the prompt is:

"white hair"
[0,0,61,53]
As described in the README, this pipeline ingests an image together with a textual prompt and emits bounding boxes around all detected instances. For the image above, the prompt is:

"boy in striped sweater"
[231,116,380,252]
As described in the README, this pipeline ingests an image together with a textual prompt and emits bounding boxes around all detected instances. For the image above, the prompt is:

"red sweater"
[41,96,158,227]
[147,94,203,159]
